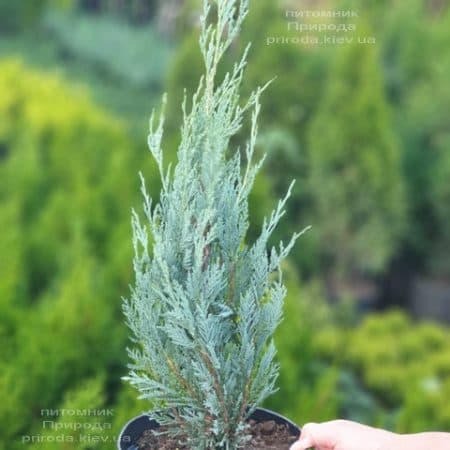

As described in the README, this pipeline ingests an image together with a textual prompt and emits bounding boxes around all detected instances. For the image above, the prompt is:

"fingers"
[290,423,318,450]
[289,437,313,450]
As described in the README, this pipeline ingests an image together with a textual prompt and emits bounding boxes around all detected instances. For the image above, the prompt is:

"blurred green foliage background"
[0,0,449,448]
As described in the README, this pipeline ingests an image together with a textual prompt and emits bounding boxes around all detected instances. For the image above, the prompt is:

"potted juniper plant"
[119,0,308,448]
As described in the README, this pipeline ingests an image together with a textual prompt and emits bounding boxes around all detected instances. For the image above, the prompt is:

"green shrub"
[268,270,341,425]
[28,376,106,449]
[315,310,450,432]
[401,8,450,275]
[376,0,450,275]
[43,11,173,88]
[0,0,46,33]
[307,31,405,277]
[430,148,450,275]
[0,60,157,449]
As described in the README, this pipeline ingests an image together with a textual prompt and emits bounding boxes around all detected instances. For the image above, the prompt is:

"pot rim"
[117,407,300,450]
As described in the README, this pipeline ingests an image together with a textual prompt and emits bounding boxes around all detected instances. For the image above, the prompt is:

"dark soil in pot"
[119,408,300,450]
[136,419,296,449]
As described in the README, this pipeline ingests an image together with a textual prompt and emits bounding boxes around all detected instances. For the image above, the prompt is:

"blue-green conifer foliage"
[123,1,307,448]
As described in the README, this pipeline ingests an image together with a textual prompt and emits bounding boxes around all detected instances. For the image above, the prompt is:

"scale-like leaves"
[123,0,307,448]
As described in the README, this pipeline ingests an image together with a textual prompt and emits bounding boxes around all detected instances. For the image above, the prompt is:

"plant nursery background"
[0,0,449,448]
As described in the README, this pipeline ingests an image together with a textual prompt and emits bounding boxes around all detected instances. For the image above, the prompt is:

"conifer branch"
[123,1,307,448]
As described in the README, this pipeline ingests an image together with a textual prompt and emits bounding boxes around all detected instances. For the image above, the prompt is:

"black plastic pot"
[117,407,301,449]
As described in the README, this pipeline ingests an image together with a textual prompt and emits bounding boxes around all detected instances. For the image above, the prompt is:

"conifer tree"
[123,0,306,448]
[307,35,405,280]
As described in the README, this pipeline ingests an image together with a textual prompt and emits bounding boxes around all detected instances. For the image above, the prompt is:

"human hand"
[290,420,398,450]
